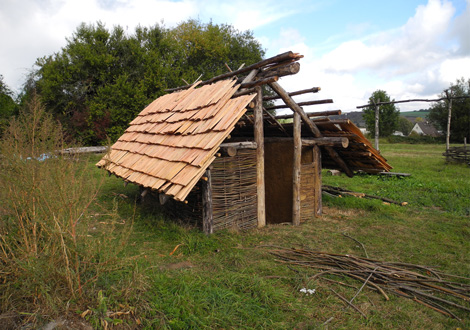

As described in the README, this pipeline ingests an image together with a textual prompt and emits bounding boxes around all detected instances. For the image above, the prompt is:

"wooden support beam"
[240,76,278,89]
[263,107,290,136]
[292,112,301,226]
[274,110,341,120]
[232,87,257,98]
[268,81,354,177]
[166,51,302,93]
[254,86,266,228]
[302,137,349,148]
[263,87,321,101]
[314,119,351,126]
[159,193,170,205]
[220,141,257,149]
[257,62,300,80]
[313,145,322,217]
[266,99,333,110]
[202,168,213,235]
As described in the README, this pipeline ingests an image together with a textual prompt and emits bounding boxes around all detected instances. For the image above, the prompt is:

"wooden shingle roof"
[97,78,255,202]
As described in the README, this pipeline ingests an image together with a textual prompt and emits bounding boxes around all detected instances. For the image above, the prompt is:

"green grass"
[5,145,470,329]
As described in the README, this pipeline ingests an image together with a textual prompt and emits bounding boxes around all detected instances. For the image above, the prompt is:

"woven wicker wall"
[210,149,258,231]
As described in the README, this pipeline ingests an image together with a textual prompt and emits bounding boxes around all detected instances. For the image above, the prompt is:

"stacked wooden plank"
[320,120,392,173]
[97,78,256,202]
[443,146,470,165]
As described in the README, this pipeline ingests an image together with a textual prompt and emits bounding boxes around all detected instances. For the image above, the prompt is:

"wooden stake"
[292,112,301,226]
[254,86,266,228]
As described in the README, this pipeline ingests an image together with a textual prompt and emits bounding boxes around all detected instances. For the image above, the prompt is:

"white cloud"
[0,0,199,92]
[272,0,470,112]
[439,57,470,83]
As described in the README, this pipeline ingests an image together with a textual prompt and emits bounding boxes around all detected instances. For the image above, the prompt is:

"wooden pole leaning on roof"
[268,81,354,177]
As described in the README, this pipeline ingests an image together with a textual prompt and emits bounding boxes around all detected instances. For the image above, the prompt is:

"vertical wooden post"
[445,91,452,152]
[254,86,266,228]
[374,99,380,151]
[313,145,322,217]
[202,168,213,234]
[292,112,301,226]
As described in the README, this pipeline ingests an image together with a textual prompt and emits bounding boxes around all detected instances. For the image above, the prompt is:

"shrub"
[0,93,129,326]
[387,134,444,144]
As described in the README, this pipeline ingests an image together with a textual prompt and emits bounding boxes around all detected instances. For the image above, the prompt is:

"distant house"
[410,121,441,137]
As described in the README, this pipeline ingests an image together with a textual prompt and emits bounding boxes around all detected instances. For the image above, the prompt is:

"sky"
[1,0,469,112]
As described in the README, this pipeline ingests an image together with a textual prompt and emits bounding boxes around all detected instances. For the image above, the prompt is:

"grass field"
[75,142,468,329]
[2,142,469,329]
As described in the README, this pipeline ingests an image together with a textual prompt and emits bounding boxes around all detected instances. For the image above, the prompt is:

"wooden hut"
[97,51,391,233]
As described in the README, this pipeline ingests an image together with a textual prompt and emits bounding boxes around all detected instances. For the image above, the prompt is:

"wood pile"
[267,246,470,320]
[443,146,470,165]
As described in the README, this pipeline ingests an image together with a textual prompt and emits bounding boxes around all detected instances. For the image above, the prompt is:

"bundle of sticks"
[322,185,408,206]
[267,246,470,320]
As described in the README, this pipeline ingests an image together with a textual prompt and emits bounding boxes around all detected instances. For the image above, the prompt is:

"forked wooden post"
[374,99,380,151]
[313,145,322,217]
[202,168,213,234]
[254,86,266,228]
[445,90,452,152]
[292,112,301,226]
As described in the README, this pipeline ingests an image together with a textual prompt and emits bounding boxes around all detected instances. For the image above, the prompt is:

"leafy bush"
[0,93,130,326]
[386,134,444,144]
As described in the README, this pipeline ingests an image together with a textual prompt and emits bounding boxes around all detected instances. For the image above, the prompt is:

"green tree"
[34,22,172,144]
[169,19,264,83]
[0,75,18,134]
[398,116,414,136]
[428,78,470,143]
[362,90,400,137]
[32,20,265,145]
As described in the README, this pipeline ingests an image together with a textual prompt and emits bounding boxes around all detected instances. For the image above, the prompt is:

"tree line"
[0,20,264,144]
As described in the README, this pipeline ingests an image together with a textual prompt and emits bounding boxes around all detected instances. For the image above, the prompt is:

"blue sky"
[1,0,469,112]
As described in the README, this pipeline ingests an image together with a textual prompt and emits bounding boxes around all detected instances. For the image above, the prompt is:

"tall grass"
[0,94,130,327]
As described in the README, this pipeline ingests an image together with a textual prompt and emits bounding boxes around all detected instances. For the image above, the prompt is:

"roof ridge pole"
[268,81,354,177]
[254,86,266,228]
[165,51,301,93]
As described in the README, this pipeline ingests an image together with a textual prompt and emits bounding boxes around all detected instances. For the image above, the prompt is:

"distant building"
[409,121,441,137]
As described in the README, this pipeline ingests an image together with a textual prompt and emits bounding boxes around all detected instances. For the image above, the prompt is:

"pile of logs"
[266,246,470,320]
[443,146,470,165]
